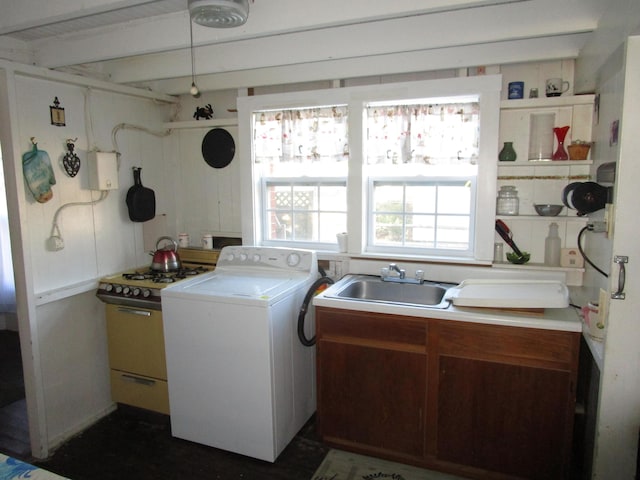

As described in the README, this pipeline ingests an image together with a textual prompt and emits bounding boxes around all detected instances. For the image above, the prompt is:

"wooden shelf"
[496,215,588,222]
[500,94,596,110]
[498,160,592,167]
[163,118,238,129]
[493,261,585,273]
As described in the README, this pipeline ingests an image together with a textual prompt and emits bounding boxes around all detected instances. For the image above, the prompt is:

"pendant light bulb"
[190,82,200,98]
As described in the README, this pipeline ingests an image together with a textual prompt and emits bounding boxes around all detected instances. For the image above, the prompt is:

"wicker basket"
[568,144,591,160]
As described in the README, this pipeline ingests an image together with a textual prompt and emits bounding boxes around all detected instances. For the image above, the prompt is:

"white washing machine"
[160,246,318,462]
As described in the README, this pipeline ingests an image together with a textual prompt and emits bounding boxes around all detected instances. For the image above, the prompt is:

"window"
[238,75,500,263]
[370,179,474,253]
[252,106,348,248]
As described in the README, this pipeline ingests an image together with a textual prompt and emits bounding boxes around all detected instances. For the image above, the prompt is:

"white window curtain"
[366,102,480,165]
[254,106,348,166]
[0,145,16,313]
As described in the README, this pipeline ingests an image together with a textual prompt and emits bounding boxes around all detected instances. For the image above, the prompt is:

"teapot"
[150,236,182,272]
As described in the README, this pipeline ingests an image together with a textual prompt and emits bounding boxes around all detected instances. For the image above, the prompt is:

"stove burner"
[123,272,154,281]
[152,274,176,283]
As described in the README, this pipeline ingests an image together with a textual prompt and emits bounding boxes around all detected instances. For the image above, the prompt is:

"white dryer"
[160,246,318,462]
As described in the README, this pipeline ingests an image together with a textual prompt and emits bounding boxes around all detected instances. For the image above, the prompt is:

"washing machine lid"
[161,270,309,304]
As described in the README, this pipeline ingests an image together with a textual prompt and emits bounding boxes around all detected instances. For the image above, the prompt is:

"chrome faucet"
[388,263,405,279]
[381,263,424,284]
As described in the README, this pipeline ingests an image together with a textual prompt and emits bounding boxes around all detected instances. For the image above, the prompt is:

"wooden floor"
[0,329,329,479]
[34,406,329,480]
[0,330,30,459]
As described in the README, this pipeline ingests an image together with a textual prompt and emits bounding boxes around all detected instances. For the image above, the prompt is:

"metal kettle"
[150,236,182,271]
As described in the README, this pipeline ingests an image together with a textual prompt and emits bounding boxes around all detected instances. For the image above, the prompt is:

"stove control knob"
[122,286,131,296]
[252,254,261,263]
[239,253,248,261]
[141,289,151,298]
[226,253,235,262]
[104,284,114,292]
[132,288,141,297]
[114,285,123,294]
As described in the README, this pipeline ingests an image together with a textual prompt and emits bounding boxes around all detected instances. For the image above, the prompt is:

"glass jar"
[496,185,519,215]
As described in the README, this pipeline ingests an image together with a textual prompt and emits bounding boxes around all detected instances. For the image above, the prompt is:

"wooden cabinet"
[430,319,580,479]
[316,307,428,461]
[316,307,581,480]
[105,304,170,414]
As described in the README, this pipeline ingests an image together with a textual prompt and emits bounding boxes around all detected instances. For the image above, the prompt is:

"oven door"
[105,304,169,414]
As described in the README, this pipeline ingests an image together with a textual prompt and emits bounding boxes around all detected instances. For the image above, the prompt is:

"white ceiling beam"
[144,34,591,94]
[0,0,160,34]
[93,3,597,85]
[30,0,546,69]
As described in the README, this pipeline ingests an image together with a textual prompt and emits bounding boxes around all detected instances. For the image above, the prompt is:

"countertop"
[313,285,582,333]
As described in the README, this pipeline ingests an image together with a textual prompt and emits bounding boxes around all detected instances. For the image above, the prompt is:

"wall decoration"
[22,138,56,203]
[50,97,66,126]
[62,138,81,177]
[610,119,619,146]
[193,104,214,120]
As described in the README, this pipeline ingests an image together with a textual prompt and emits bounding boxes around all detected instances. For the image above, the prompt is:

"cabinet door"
[437,355,573,479]
[431,320,579,479]
[318,339,426,457]
[316,308,427,459]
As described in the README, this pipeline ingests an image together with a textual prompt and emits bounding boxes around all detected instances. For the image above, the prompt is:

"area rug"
[1,453,70,479]
[311,449,468,480]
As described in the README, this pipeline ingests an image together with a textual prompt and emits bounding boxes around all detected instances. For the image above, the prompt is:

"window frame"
[237,75,501,264]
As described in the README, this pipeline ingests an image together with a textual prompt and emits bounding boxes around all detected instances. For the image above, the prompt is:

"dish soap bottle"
[544,222,561,266]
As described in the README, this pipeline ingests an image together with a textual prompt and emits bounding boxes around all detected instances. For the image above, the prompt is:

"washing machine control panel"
[217,246,316,274]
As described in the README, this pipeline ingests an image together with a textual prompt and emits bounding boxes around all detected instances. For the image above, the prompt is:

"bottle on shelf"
[499,142,517,162]
[544,222,561,266]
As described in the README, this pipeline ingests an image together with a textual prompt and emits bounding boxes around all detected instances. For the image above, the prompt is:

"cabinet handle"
[120,374,156,386]
[116,307,151,316]
[611,255,628,300]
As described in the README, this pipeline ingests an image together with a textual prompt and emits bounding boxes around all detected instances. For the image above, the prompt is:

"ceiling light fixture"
[188,18,200,98]
[188,0,249,28]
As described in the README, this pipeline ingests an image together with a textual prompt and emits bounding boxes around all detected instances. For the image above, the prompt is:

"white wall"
[1,63,177,456]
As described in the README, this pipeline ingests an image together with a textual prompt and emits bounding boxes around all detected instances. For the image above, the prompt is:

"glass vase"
[498,142,517,162]
[552,126,570,160]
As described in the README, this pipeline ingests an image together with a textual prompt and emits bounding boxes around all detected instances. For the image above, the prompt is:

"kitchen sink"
[324,275,454,309]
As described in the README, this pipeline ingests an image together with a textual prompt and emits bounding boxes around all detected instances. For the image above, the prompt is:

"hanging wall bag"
[22,142,56,203]
[126,167,156,222]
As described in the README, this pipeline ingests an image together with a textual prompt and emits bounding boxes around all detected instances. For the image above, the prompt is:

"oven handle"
[116,306,152,317]
[120,374,156,386]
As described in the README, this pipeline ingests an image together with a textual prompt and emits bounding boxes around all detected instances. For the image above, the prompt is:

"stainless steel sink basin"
[324,275,453,309]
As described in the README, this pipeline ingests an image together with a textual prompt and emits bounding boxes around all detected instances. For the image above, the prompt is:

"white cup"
[202,234,213,249]
[336,232,348,252]
[178,233,190,248]
[545,78,570,97]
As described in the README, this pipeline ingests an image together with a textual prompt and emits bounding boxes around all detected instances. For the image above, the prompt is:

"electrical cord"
[577,225,609,278]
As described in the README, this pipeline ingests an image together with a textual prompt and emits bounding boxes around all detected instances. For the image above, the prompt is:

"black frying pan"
[126,167,156,222]
[201,128,235,168]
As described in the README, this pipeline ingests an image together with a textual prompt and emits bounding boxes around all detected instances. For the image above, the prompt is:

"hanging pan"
[126,167,156,222]
[201,128,235,169]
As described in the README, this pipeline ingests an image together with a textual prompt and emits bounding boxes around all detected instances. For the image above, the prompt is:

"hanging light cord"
[189,18,200,96]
